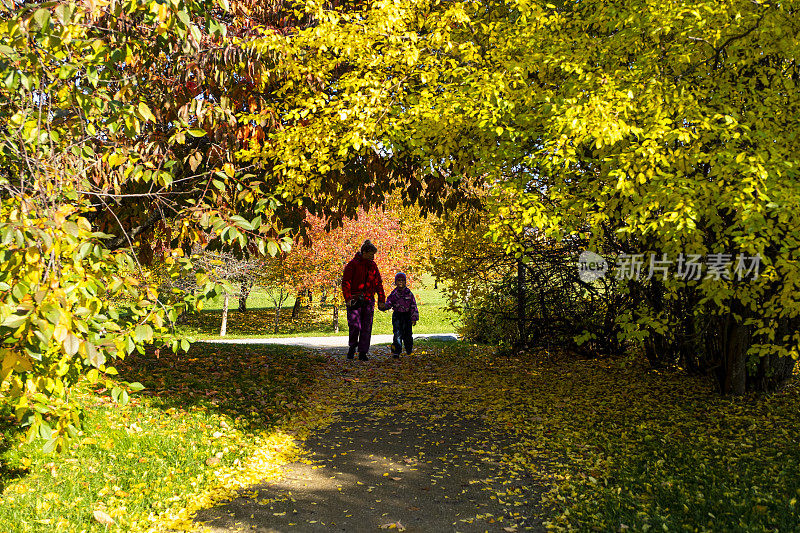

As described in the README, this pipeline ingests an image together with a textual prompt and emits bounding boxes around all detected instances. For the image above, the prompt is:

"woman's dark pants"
[347,299,375,355]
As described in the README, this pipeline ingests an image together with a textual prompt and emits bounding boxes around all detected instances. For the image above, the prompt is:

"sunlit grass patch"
[0,344,331,532]
[179,280,458,339]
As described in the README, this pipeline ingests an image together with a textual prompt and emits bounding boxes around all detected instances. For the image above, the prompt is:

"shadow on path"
[195,346,546,533]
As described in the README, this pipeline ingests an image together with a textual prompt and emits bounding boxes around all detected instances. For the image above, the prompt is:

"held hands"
[377,302,387,311]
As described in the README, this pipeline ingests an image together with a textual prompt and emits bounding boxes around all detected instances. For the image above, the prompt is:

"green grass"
[3,341,799,532]
[181,274,459,339]
[0,344,329,532]
[423,345,800,532]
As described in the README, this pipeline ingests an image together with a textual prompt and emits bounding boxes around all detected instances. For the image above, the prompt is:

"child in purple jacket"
[379,272,419,357]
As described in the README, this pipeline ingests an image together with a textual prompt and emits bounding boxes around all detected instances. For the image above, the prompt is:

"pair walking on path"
[342,239,418,360]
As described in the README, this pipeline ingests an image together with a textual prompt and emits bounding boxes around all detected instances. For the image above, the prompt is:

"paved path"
[193,345,546,532]
[200,334,459,348]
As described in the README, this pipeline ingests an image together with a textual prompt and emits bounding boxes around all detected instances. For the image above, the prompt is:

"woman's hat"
[361,239,377,254]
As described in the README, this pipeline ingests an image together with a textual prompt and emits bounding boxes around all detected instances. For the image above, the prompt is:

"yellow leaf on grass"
[92,510,114,525]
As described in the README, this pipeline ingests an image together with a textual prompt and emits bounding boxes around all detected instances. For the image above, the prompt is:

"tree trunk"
[643,336,664,369]
[722,319,748,395]
[332,304,339,333]
[714,313,797,394]
[291,290,304,318]
[238,280,252,313]
[679,305,702,375]
[320,288,327,305]
[273,289,285,334]
[516,259,526,349]
[752,352,796,392]
[716,303,749,395]
[220,293,230,337]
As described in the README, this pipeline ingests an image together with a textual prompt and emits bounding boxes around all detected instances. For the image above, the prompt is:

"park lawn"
[420,345,800,532]
[0,343,333,533]
[180,275,459,339]
[5,342,796,532]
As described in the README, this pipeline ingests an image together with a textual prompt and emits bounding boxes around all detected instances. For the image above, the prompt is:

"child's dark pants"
[392,311,414,354]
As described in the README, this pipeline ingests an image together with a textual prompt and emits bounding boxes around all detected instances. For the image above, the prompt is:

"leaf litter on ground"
[3,341,800,532]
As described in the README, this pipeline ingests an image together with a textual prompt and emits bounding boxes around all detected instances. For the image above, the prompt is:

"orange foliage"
[287,208,416,302]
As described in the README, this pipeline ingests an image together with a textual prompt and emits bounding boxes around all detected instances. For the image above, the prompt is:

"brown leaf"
[206,456,221,466]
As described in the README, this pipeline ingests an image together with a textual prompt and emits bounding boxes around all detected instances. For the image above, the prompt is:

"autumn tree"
[288,208,415,332]
[98,0,479,260]
[0,0,323,448]
[190,250,265,336]
[0,0,225,450]
[259,255,299,334]
[262,0,800,393]
[470,0,800,393]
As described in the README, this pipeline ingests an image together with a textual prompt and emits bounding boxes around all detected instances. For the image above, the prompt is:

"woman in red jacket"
[342,239,386,360]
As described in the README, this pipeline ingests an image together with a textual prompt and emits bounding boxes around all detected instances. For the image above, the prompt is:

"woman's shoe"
[358,353,369,361]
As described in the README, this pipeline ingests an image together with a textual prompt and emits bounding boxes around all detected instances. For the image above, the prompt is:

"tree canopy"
[2,0,799,451]
[263,0,800,392]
